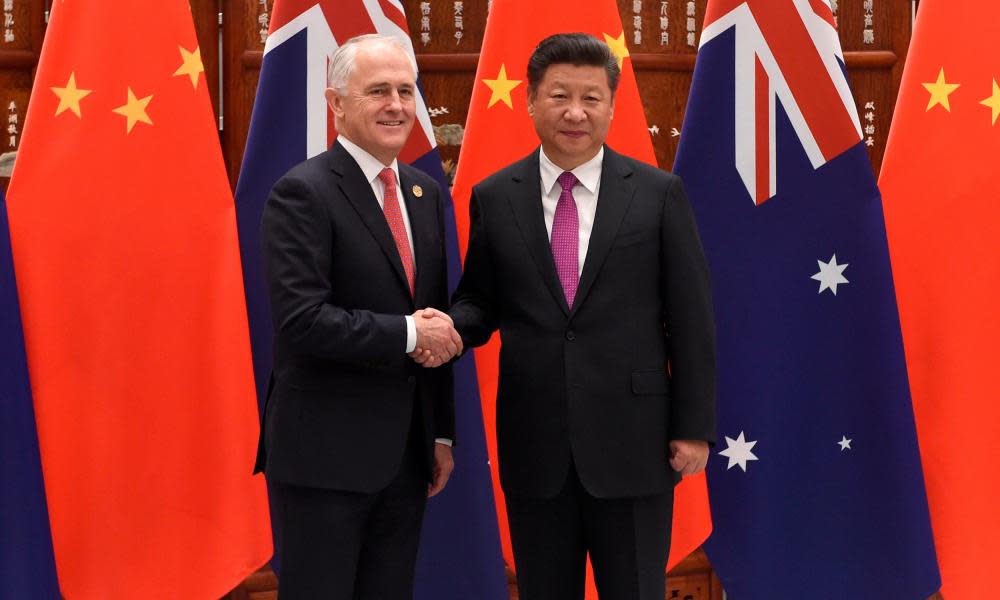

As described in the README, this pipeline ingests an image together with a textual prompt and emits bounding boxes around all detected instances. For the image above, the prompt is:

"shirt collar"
[337,135,400,187]
[539,146,604,196]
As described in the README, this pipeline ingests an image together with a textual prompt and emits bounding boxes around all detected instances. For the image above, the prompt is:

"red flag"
[6,1,272,597]
[452,0,712,592]
[879,1,1000,597]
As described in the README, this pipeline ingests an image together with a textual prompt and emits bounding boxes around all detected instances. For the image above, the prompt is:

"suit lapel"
[572,147,635,316]
[508,151,571,316]
[398,166,433,306]
[329,145,413,302]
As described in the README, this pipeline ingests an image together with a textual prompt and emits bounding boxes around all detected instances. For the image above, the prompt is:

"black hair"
[526,33,621,97]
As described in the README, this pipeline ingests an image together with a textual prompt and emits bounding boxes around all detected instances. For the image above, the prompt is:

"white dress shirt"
[337,136,417,354]
[539,146,604,277]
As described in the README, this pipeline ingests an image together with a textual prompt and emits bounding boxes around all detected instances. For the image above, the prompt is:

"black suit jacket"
[451,146,715,500]
[254,142,455,493]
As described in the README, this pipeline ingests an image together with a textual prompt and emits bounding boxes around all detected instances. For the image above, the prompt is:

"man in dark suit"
[446,33,716,599]
[254,34,460,599]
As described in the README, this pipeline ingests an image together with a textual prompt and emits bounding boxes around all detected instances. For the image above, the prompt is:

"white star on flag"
[719,431,758,471]
[812,254,849,295]
[838,435,852,451]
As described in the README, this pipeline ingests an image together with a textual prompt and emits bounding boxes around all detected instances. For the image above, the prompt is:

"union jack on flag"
[233,2,507,598]
[701,0,862,204]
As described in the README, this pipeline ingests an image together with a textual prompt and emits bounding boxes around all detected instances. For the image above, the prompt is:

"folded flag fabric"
[880,1,1000,597]
[0,187,60,599]
[674,1,940,597]
[5,1,272,597]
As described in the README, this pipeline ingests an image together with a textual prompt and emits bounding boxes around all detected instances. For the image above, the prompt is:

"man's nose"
[385,90,403,111]
[563,101,586,122]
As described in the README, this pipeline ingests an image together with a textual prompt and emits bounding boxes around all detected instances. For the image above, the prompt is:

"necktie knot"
[378,167,396,192]
[557,171,578,193]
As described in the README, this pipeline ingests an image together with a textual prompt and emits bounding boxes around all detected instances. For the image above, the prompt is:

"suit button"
[407,375,416,384]
[566,330,576,341]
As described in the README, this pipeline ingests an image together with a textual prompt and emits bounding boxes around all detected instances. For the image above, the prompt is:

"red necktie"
[378,167,415,296]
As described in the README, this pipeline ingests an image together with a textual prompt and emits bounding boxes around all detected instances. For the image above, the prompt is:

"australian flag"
[1,188,60,599]
[673,1,941,597]
[233,1,507,598]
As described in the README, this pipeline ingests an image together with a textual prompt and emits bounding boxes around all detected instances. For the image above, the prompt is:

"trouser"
[271,407,428,600]
[506,461,674,600]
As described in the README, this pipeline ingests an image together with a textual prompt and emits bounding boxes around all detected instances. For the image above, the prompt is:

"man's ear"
[526,90,535,117]
[325,87,344,119]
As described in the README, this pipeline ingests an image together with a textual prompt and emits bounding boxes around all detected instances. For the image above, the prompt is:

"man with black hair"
[447,33,717,599]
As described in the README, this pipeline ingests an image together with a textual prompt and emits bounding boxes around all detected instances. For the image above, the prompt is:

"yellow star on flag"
[980,79,1000,125]
[173,45,204,89]
[603,32,630,69]
[482,64,522,109]
[51,72,92,118]
[111,87,154,134]
[922,68,960,112]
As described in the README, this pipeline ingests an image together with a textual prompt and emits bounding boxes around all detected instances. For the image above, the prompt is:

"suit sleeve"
[432,182,456,443]
[261,173,406,365]
[450,187,500,348]
[662,175,717,445]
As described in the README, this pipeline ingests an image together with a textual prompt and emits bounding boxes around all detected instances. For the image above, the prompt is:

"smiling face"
[326,41,416,166]
[527,63,614,171]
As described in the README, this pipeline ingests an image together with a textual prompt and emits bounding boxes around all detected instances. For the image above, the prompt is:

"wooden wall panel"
[191,0,222,128]
[420,67,476,170]
[220,0,268,189]
[404,0,489,51]
[0,0,45,185]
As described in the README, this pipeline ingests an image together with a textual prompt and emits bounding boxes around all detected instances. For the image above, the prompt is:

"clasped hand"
[409,308,462,368]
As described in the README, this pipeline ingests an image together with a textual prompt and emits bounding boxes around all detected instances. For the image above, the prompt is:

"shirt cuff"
[434,438,453,447]
[404,315,416,353]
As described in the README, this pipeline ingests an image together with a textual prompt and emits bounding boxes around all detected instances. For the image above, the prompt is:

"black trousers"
[506,462,674,600]
[270,408,429,600]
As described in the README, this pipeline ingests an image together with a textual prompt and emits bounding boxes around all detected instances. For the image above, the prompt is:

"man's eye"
[370,88,385,96]
[400,88,414,97]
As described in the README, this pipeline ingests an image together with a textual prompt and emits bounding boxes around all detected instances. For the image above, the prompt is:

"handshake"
[409,308,462,368]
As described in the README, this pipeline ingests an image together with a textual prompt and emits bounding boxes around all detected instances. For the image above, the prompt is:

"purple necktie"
[551,171,580,307]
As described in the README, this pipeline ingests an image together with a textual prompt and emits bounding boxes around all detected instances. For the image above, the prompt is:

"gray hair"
[327,34,418,93]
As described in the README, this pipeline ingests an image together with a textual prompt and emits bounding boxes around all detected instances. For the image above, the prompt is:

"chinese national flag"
[452,0,712,593]
[879,1,1000,598]
[5,1,272,598]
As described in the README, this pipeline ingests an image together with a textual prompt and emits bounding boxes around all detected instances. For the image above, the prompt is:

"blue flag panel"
[0,189,61,599]
[674,22,940,600]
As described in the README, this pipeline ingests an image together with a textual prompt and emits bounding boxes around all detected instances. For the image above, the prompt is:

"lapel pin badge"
[411,184,423,198]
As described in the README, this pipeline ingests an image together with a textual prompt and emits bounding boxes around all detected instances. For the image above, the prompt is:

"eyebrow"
[548,79,604,90]
[366,81,414,89]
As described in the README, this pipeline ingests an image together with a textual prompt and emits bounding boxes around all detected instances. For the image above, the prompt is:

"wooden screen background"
[0,1,931,599]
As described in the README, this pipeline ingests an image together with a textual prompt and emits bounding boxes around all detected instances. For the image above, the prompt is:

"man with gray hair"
[254,33,459,598]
